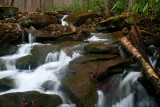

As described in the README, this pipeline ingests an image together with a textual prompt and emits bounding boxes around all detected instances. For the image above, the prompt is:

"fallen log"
[119,37,160,92]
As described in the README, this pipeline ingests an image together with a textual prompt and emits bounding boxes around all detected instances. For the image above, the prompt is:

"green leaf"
[143,3,148,13]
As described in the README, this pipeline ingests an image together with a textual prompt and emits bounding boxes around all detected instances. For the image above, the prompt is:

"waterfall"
[97,90,105,107]
[97,67,158,107]
[0,43,40,70]
[61,15,68,26]
[28,32,36,44]
[45,52,59,63]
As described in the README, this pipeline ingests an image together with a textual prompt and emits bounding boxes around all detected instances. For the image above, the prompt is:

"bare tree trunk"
[105,0,109,16]
[120,37,160,93]
[10,0,15,6]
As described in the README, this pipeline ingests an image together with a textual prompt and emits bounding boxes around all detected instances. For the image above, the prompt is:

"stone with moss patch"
[0,91,62,107]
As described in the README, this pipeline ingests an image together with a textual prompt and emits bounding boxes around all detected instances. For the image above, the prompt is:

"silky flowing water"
[0,16,158,107]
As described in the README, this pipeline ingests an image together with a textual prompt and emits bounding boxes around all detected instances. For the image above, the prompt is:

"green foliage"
[112,1,125,15]
[132,3,143,13]
[132,0,160,15]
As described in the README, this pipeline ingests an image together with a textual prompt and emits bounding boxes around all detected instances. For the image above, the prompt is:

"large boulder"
[29,14,59,29]
[0,91,62,107]
[0,7,19,19]
[0,43,17,56]
[40,24,73,37]
[64,12,98,27]
[30,24,85,43]
[62,54,130,107]
[84,43,119,54]
[16,44,61,69]
[0,23,22,43]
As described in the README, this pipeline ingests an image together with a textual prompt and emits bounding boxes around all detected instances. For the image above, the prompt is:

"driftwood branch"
[119,37,160,92]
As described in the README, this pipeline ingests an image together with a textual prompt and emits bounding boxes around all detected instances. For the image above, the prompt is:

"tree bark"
[119,37,160,93]
[104,0,109,16]
[10,0,15,6]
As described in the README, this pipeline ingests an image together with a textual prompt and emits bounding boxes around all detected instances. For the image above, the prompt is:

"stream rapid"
[0,16,158,107]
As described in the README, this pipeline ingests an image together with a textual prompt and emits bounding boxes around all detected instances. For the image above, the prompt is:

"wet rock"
[30,24,87,43]
[31,44,60,68]
[40,24,73,37]
[16,44,61,70]
[64,12,98,27]
[84,43,119,54]
[5,17,17,23]
[0,77,15,92]
[0,23,22,43]
[29,14,59,29]
[16,55,32,70]
[0,91,62,107]
[0,7,19,19]
[0,43,17,56]
[18,16,33,28]
[41,80,56,91]
[60,41,82,47]
[62,54,130,107]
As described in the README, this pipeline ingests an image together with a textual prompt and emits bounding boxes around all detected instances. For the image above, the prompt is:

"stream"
[0,16,158,107]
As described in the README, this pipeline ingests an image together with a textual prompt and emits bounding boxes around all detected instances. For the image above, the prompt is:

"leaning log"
[119,37,160,92]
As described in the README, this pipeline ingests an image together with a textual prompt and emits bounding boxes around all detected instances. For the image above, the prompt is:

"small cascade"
[28,32,36,44]
[0,43,40,70]
[0,48,81,106]
[148,45,159,68]
[97,67,158,107]
[22,31,25,43]
[87,35,108,42]
[97,90,105,107]
[61,15,68,26]
[118,46,127,57]
[45,52,59,63]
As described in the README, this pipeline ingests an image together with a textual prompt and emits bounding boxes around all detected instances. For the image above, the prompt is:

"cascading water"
[61,15,68,26]
[28,32,36,44]
[97,65,158,107]
[0,25,158,107]
[0,28,80,106]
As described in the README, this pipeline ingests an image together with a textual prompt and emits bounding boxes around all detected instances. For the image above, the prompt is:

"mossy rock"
[60,41,82,47]
[0,77,15,92]
[0,91,62,107]
[30,44,60,67]
[16,55,32,70]
[0,7,19,19]
[0,43,17,56]
[84,43,119,54]
[64,12,97,27]
[16,44,61,70]
[62,71,98,107]
[62,54,130,106]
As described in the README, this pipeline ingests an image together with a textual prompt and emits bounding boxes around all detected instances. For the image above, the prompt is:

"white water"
[61,15,68,26]
[97,67,158,107]
[0,32,158,107]
[0,43,40,70]
[28,32,36,44]
[87,35,108,42]
[0,31,81,106]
